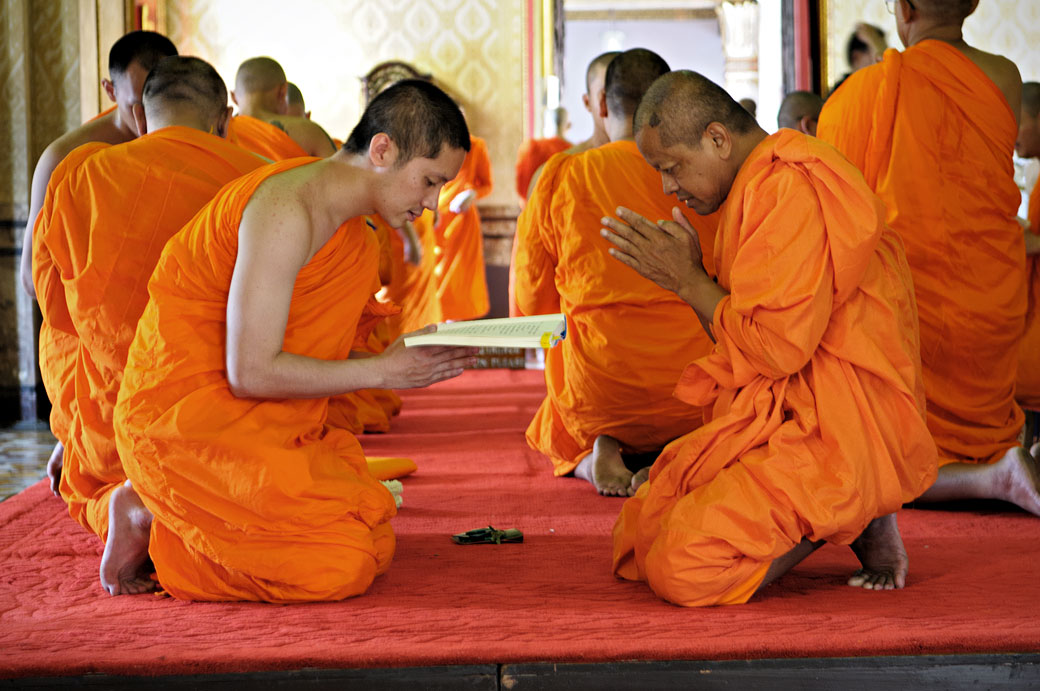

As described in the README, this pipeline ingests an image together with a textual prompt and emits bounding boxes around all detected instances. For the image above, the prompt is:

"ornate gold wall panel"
[166,0,525,208]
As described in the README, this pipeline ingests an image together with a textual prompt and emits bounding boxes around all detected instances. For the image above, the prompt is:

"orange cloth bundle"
[515,136,570,204]
[227,114,308,161]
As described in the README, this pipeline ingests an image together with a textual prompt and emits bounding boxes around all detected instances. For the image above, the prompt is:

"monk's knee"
[644,530,770,607]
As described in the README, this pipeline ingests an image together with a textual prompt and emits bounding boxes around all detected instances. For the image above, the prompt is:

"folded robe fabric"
[513,139,718,475]
[612,130,938,607]
[433,136,492,321]
[1017,184,1040,410]
[33,127,266,540]
[515,136,570,204]
[227,114,308,161]
[114,158,397,602]
[384,210,443,339]
[817,40,1026,465]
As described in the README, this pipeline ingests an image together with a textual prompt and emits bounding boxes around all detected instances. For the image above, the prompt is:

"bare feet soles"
[574,435,633,496]
[99,480,156,596]
[630,466,650,493]
[46,442,64,497]
[848,513,908,590]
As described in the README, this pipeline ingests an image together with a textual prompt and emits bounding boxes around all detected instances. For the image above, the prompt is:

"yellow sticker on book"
[540,331,553,349]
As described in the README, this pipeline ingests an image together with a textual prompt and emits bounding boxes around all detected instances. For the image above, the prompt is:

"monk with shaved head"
[818,0,1040,515]
[109,80,476,601]
[31,56,267,594]
[228,56,335,159]
[286,82,310,119]
[602,70,937,606]
[777,90,824,135]
[1015,82,1040,418]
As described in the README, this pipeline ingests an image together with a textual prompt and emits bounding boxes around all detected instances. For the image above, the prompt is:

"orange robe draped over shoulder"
[515,136,570,204]
[1017,183,1040,409]
[227,114,308,161]
[612,131,937,607]
[434,136,492,321]
[115,159,397,602]
[513,139,718,475]
[817,40,1026,466]
[34,127,265,541]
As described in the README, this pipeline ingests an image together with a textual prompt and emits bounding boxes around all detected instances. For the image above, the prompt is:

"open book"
[403,314,567,349]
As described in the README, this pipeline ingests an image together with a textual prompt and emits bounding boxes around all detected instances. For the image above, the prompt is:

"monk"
[515,107,570,205]
[227,56,335,159]
[603,70,938,607]
[817,0,1040,515]
[777,90,824,135]
[32,56,266,557]
[1015,82,1040,416]
[384,210,443,339]
[286,82,310,119]
[513,49,717,496]
[19,30,177,496]
[108,79,475,601]
[432,134,493,321]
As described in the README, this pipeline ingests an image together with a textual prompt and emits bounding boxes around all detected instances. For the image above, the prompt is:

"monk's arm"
[226,198,473,399]
[285,118,336,157]
[20,146,63,298]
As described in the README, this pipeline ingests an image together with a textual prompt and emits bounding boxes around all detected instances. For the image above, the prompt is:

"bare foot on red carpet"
[630,466,651,492]
[848,513,907,590]
[574,435,632,496]
[46,441,64,497]
[992,447,1040,516]
[100,480,155,596]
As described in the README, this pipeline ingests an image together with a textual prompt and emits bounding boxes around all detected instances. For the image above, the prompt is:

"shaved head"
[586,51,620,94]
[635,70,758,148]
[778,91,824,132]
[235,57,287,94]
[287,82,305,108]
[911,0,975,22]
[143,56,228,123]
[604,48,670,120]
[1024,82,1040,119]
[343,79,470,163]
[109,30,177,77]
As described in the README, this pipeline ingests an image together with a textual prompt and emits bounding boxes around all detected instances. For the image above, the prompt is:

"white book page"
[403,314,566,349]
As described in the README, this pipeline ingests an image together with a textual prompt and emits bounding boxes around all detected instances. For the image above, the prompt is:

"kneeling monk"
[110,80,475,601]
[604,71,937,607]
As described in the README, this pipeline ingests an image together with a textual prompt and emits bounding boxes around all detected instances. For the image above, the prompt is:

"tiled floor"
[0,425,56,500]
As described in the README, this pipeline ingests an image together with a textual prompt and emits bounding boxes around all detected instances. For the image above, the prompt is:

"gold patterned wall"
[825,1,1040,91]
[165,0,525,209]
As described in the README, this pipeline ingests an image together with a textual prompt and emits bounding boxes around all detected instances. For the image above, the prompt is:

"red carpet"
[1,369,1039,679]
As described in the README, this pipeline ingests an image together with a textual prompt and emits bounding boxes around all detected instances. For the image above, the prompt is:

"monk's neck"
[311,154,379,226]
[106,110,138,142]
[906,21,966,49]
[236,96,280,121]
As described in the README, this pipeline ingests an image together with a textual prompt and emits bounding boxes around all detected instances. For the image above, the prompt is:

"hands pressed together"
[375,324,478,389]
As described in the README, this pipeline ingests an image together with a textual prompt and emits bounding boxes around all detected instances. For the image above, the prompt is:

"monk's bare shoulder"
[270,115,336,157]
[962,46,1022,121]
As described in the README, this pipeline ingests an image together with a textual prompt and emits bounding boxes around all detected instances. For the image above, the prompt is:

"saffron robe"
[612,130,937,607]
[514,139,718,475]
[1017,183,1040,409]
[817,40,1026,466]
[433,136,492,321]
[34,127,265,540]
[227,114,307,161]
[115,158,397,602]
[515,136,570,204]
[385,210,443,339]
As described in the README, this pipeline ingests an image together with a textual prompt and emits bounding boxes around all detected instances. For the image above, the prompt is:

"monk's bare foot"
[630,466,651,492]
[992,447,1040,516]
[574,435,632,496]
[848,513,907,590]
[100,480,156,596]
[46,442,64,497]
[1030,442,1040,463]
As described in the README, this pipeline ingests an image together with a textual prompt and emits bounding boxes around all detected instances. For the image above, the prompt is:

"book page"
[404,314,566,349]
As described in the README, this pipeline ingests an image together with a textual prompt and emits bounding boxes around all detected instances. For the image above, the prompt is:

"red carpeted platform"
[1,369,1039,680]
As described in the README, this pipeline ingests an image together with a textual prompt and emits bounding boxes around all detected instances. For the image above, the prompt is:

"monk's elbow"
[226,361,268,399]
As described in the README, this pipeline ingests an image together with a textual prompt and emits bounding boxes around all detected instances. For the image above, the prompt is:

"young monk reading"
[1015,82,1040,418]
[20,30,177,496]
[817,0,1040,515]
[107,80,476,601]
[228,56,336,159]
[513,49,717,497]
[603,70,938,607]
[32,56,266,555]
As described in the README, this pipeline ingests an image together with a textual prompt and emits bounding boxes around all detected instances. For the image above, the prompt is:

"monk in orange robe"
[513,49,716,497]
[107,80,475,600]
[776,90,823,136]
[227,57,335,160]
[817,0,1040,515]
[383,211,442,339]
[19,31,177,495]
[515,107,570,205]
[1016,83,1040,423]
[603,70,937,607]
[433,135,493,321]
[33,57,266,549]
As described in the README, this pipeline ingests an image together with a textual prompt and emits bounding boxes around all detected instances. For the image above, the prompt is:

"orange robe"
[612,130,937,607]
[817,40,1026,466]
[227,114,308,161]
[513,139,718,475]
[115,158,397,602]
[515,136,570,204]
[433,136,492,321]
[384,210,442,339]
[34,128,265,541]
[1017,183,1040,409]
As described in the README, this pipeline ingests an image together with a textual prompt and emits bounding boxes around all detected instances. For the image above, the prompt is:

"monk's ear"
[705,121,732,159]
[598,90,608,119]
[305,110,312,121]
[102,78,116,104]
[230,90,239,107]
[131,103,148,136]
[275,83,289,115]
[582,93,592,113]
[215,106,232,138]
[369,132,397,168]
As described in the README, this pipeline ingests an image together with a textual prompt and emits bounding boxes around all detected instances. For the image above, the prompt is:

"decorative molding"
[565,9,717,21]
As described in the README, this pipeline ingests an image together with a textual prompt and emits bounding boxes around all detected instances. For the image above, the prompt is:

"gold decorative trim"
[564,8,717,21]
